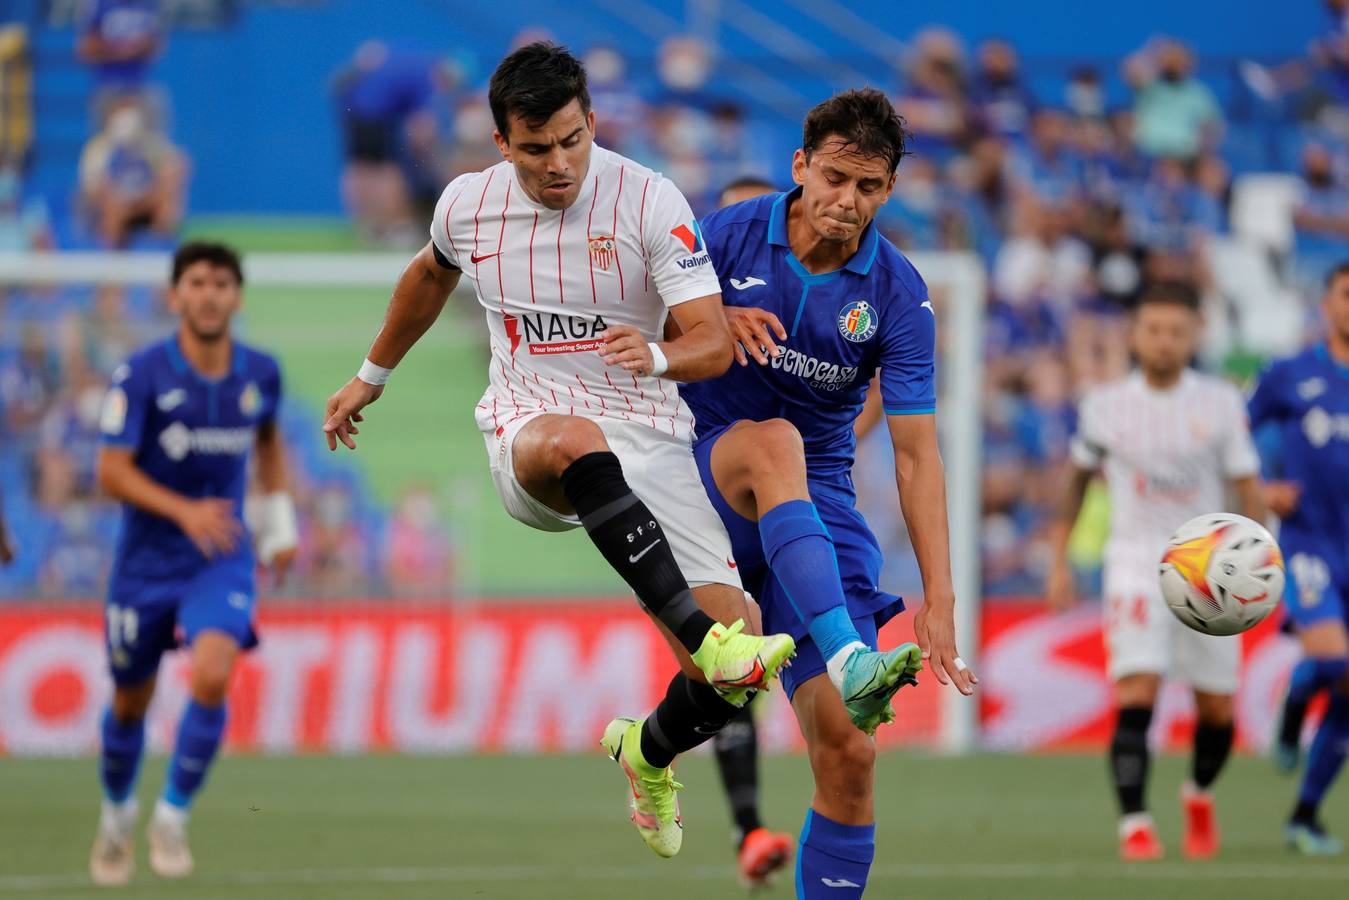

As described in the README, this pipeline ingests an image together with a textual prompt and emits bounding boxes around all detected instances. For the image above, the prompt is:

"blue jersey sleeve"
[878,295,937,416]
[259,355,283,429]
[99,357,151,448]
[1247,361,1289,430]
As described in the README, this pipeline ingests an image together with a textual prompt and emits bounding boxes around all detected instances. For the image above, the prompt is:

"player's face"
[495,99,596,211]
[170,262,241,342]
[1323,272,1349,342]
[791,137,896,245]
[1130,302,1198,376]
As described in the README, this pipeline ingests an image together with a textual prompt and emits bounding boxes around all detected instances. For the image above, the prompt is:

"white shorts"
[1103,562,1240,694]
[483,413,742,589]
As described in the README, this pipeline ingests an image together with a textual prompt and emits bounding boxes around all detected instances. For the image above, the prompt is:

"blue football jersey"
[681,189,936,483]
[99,336,282,579]
[1248,343,1349,557]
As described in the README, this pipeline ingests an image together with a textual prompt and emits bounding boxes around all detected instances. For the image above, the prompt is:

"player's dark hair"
[1324,260,1349,288]
[1132,281,1200,314]
[802,88,910,174]
[489,41,591,142]
[720,175,777,195]
[171,241,243,286]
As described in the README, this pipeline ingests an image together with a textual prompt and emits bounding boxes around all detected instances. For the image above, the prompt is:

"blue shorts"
[105,556,258,685]
[693,425,905,700]
[1282,532,1349,631]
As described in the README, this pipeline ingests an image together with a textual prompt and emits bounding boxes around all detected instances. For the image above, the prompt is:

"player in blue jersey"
[88,242,297,884]
[680,89,977,898]
[1249,261,1349,856]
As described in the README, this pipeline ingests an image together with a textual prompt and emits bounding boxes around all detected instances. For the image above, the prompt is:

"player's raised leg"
[706,419,921,733]
[1111,674,1164,861]
[1183,690,1234,860]
[90,676,156,886]
[790,672,881,898]
[515,414,791,693]
[148,630,239,878]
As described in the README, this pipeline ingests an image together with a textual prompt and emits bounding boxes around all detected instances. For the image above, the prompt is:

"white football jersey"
[1070,370,1260,565]
[430,145,720,443]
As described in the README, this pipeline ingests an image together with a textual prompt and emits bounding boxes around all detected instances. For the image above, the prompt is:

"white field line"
[1,861,1347,892]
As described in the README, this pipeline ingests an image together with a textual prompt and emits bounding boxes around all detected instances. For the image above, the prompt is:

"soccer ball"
[1158,513,1284,636]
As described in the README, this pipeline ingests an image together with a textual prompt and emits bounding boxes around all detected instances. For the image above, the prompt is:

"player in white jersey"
[1047,283,1266,862]
[321,43,794,860]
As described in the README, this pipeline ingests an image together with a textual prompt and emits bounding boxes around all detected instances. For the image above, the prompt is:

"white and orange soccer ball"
[1158,513,1285,636]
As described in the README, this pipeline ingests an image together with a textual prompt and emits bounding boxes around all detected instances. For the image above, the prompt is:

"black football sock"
[560,452,717,652]
[714,705,763,844]
[1192,721,1234,790]
[639,673,748,769]
[1110,706,1153,815]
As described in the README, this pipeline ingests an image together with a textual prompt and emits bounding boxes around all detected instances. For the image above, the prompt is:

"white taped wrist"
[357,358,392,386]
[647,343,668,378]
[251,492,299,565]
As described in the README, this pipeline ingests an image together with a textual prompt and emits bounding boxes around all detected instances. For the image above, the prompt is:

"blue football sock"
[163,701,227,810]
[99,708,145,804]
[796,809,875,899]
[1299,690,1349,813]
[758,500,864,662]
[1287,658,1348,706]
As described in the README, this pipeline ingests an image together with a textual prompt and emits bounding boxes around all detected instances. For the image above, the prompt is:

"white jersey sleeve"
[1069,389,1108,470]
[1217,382,1260,478]
[641,177,721,307]
[429,172,478,269]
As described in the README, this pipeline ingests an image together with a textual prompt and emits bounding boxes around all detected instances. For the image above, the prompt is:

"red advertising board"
[0,601,1298,755]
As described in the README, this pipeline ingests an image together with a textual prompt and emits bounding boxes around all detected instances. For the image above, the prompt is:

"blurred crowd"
[6,2,1349,597]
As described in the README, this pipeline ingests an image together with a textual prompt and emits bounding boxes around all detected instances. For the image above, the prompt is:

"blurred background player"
[89,242,297,884]
[1047,282,1266,861]
[685,89,977,899]
[319,43,794,861]
[704,173,797,888]
[1248,261,1349,855]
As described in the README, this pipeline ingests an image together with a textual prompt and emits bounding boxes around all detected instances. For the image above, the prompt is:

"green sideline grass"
[3,753,1345,899]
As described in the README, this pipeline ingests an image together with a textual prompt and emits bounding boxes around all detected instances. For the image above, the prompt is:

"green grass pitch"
[2,752,1345,899]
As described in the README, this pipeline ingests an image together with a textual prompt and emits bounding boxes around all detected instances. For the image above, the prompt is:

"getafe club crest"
[589,234,616,272]
[838,300,878,343]
[240,381,261,417]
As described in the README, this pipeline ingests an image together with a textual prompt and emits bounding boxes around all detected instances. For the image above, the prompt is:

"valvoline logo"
[670,220,704,254]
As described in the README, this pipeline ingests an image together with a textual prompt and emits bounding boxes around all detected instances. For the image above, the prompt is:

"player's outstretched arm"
[324,242,460,450]
[1046,464,1095,612]
[97,446,241,558]
[1232,475,1269,523]
[887,411,977,695]
[600,293,733,382]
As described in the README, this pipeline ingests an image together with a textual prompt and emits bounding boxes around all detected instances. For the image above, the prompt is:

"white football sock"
[824,641,868,694]
[153,798,189,828]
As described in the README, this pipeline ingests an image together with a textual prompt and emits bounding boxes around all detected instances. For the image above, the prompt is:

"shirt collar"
[767,187,881,276]
[164,333,241,382]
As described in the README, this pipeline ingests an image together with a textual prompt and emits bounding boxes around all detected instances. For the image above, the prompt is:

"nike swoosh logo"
[921,300,934,314]
[628,540,661,563]
[470,251,500,264]
[730,277,766,291]
[1236,591,1269,605]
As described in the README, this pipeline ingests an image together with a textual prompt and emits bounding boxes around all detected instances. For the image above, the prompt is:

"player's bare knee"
[815,731,876,779]
[111,682,154,722]
[748,419,805,473]
[190,662,233,705]
[540,418,609,472]
[1194,691,1234,726]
